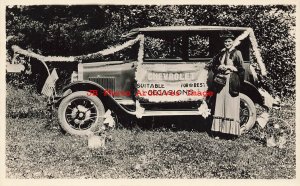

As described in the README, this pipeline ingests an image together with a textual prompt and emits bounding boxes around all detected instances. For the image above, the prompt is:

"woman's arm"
[234,50,245,82]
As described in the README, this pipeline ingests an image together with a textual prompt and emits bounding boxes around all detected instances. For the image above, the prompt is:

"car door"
[135,33,211,104]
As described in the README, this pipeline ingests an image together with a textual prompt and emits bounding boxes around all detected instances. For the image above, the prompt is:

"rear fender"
[241,81,263,105]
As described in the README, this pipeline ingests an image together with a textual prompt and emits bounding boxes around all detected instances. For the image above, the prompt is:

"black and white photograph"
[1,0,298,185]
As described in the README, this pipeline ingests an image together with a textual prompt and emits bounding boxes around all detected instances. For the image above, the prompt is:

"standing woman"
[210,32,245,138]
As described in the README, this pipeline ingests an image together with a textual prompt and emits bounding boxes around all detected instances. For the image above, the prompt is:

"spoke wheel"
[58,91,105,136]
[239,93,257,134]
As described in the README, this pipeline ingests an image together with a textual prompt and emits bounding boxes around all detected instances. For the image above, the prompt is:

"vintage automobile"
[51,26,273,136]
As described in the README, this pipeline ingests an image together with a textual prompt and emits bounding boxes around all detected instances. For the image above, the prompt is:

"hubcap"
[65,99,98,130]
[78,112,84,118]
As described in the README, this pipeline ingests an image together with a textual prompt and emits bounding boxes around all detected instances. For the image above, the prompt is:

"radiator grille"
[88,77,116,94]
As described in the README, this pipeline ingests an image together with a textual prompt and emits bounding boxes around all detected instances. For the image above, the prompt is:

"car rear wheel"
[240,93,257,134]
[58,91,105,136]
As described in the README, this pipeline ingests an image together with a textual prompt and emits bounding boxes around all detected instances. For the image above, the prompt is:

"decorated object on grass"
[88,135,106,149]
[260,116,292,148]
[87,109,115,149]
[103,109,116,128]
[256,112,269,129]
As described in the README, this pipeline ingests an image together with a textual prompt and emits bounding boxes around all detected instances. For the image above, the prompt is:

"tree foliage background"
[6,5,295,98]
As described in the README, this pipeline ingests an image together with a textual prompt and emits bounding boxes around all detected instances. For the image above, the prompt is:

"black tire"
[58,91,105,136]
[240,93,257,134]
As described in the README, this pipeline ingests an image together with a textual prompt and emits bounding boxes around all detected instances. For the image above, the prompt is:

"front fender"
[61,80,107,94]
[55,80,136,115]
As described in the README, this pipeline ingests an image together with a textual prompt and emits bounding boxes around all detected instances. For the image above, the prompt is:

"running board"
[115,100,203,117]
[140,110,201,116]
[116,99,135,105]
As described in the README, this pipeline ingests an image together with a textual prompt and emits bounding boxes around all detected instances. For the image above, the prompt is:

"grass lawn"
[6,114,295,179]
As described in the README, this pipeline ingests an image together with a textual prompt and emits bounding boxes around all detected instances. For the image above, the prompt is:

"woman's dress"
[211,50,242,136]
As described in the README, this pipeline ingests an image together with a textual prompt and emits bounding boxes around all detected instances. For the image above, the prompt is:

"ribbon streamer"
[11,35,142,62]
[230,28,267,76]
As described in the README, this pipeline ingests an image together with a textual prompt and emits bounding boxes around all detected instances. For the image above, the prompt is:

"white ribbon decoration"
[87,35,142,57]
[135,34,148,84]
[230,28,267,76]
[137,34,144,64]
[12,35,142,62]
[12,45,75,62]
[248,29,267,76]
[197,100,211,118]
[135,100,145,119]
[231,29,251,50]
[12,28,266,77]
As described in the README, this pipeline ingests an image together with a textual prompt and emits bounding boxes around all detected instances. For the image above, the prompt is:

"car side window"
[188,35,210,59]
[144,36,183,60]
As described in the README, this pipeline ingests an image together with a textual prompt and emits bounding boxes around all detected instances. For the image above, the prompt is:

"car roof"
[123,26,251,37]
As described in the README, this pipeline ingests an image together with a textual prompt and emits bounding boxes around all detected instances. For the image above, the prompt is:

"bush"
[6,81,48,118]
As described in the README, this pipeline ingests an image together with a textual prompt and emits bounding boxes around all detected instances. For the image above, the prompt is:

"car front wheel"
[58,91,105,136]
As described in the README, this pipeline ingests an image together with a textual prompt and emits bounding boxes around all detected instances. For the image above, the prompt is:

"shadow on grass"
[121,115,212,133]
